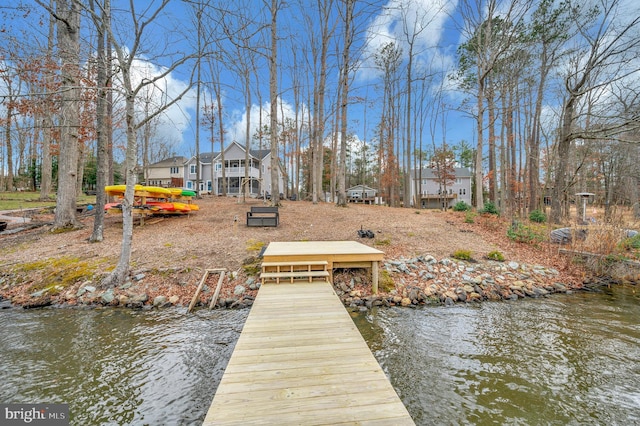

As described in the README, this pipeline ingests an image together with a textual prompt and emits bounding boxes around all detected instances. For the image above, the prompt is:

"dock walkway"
[203,281,414,425]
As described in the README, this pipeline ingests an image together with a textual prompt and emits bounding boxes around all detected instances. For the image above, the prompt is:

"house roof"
[250,149,271,159]
[148,156,188,168]
[347,184,377,192]
[410,167,471,179]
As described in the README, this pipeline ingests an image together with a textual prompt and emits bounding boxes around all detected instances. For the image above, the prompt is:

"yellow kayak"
[105,185,171,198]
[168,188,184,197]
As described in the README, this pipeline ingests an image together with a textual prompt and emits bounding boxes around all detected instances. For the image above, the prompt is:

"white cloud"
[359,0,459,80]
[226,99,309,149]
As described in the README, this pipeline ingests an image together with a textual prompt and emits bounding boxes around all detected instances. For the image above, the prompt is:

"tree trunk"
[269,0,280,206]
[90,0,110,242]
[474,74,485,210]
[40,2,55,200]
[551,97,575,224]
[487,81,497,204]
[53,0,81,230]
[4,81,14,191]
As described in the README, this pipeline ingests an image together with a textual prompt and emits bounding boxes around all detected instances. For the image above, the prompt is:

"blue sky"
[7,0,637,168]
[106,0,475,159]
[0,0,480,165]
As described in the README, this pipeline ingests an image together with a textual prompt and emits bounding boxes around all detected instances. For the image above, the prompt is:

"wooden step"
[260,270,330,284]
[261,261,328,267]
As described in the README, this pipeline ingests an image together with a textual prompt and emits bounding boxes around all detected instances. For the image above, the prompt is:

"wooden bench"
[246,206,279,227]
[260,260,329,284]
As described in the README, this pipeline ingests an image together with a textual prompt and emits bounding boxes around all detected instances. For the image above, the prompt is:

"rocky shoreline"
[0,253,584,311]
[334,254,582,310]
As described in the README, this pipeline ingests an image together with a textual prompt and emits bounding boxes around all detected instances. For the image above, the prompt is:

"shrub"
[453,201,471,212]
[529,209,547,223]
[487,250,505,261]
[619,233,640,251]
[480,201,499,215]
[464,211,476,224]
[452,249,472,261]
[507,223,544,244]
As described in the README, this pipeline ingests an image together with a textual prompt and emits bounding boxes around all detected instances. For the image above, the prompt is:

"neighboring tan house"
[411,167,472,209]
[347,185,378,203]
[184,141,284,197]
[144,156,188,188]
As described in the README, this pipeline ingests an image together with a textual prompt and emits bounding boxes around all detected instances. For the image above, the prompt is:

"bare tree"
[550,0,640,223]
[268,0,281,206]
[82,1,197,287]
[336,0,355,207]
[89,0,111,242]
[37,0,82,229]
[456,0,531,211]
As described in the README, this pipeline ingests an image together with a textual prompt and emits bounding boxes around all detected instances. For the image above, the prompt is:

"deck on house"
[261,240,385,293]
[202,280,414,425]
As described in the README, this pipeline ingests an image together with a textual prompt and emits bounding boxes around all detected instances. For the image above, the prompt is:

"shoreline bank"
[0,254,586,311]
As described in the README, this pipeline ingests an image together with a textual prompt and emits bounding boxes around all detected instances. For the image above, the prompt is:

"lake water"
[1,286,638,425]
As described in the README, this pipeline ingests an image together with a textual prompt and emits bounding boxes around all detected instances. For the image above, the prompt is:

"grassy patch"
[507,223,545,245]
[465,211,476,224]
[379,270,395,293]
[374,237,391,246]
[452,249,473,261]
[11,256,105,294]
[246,239,265,252]
[486,250,505,261]
[0,191,95,210]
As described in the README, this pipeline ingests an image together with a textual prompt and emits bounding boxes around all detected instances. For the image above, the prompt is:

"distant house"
[410,167,472,209]
[347,185,377,203]
[183,152,218,194]
[183,141,285,197]
[144,156,188,188]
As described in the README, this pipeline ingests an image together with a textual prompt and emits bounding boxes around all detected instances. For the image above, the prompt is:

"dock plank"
[203,281,414,425]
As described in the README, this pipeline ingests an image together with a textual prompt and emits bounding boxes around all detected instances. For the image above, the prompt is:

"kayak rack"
[187,268,227,313]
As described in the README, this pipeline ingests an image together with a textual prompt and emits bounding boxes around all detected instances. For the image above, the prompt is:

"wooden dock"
[203,281,414,425]
[261,241,384,293]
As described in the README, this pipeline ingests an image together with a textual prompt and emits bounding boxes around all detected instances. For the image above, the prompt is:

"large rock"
[550,227,587,244]
[153,296,168,307]
[101,289,115,304]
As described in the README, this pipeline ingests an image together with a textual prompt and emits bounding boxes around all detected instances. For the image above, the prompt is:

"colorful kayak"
[105,184,171,197]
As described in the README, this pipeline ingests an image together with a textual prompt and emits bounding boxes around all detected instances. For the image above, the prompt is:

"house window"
[190,164,196,174]
[215,162,221,171]
[171,166,179,174]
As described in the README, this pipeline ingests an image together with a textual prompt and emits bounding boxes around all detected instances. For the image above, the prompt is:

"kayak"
[146,201,176,211]
[105,184,171,198]
[172,202,192,213]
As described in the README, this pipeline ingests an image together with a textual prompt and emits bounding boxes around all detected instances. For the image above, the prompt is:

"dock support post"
[372,261,379,294]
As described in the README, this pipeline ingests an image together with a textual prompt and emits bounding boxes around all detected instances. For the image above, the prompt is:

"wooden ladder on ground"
[260,260,330,285]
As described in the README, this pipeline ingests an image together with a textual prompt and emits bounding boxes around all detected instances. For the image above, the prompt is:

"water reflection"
[0,308,247,425]
[354,286,640,425]
[1,287,638,425]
